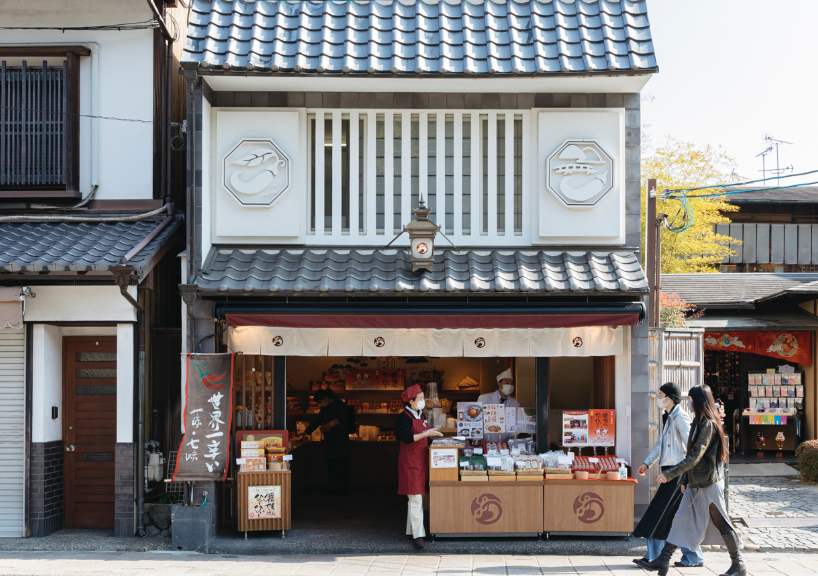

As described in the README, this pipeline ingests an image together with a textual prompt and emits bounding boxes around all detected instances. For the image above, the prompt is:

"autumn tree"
[641,136,739,273]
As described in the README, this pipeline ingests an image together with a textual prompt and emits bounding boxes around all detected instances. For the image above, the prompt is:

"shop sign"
[344,369,405,391]
[704,331,811,366]
[546,140,614,207]
[174,353,235,481]
[248,485,282,520]
[223,138,291,206]
[430,448,458,469]
[457,402,483,439]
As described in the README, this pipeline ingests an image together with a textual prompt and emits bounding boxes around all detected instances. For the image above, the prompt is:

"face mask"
[415,400,426,410]
[659,397,670,410]
[501,384,514,396]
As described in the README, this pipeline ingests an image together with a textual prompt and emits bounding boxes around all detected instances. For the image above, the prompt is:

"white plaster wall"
[0,0,155,200]
[31,325,63,443]
[25,286,137,323]
[116,324,134,443]
[615,326,632,463]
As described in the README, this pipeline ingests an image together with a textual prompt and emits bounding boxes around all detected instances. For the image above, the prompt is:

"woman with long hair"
[640,384,744,576]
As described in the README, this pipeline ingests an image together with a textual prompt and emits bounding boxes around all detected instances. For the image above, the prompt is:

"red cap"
[401,383,423,403]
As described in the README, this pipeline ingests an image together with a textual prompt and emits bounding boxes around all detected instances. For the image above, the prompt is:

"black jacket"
[305,399,349,459]
[663,418,724,489]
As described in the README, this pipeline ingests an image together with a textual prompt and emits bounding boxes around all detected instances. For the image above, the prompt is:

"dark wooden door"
[63,337,117,529]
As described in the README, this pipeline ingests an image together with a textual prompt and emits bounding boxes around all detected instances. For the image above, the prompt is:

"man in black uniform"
[304,389,350,495]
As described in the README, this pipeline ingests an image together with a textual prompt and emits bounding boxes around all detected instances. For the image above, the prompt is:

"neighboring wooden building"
[0,1,186,537]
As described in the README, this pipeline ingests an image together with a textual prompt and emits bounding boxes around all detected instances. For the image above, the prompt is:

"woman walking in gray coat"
[640,384,744,576]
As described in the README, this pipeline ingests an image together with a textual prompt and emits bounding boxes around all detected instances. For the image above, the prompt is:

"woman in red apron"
[394,384,442,549]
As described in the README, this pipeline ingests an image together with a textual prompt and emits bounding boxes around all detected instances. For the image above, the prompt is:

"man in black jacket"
[305,389,350,495]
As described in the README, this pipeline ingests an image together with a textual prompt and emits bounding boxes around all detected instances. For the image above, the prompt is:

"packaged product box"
[241,441,260,449]
[240,449,264,457]
[241,458,266,472]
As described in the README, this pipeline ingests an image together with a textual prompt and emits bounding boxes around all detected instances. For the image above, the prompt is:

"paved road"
[730,476,818,550]
[0,552,816,576]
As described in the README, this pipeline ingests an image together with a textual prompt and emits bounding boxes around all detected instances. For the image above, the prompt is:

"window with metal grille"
[0,55,80,194]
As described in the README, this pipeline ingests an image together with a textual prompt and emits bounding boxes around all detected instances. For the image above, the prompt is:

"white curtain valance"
[229,326,624,357]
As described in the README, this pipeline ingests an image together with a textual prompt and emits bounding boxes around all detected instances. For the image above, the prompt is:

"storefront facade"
[179,0,658,529]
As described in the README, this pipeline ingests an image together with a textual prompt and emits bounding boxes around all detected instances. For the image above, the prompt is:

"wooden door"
[63,337,117,529]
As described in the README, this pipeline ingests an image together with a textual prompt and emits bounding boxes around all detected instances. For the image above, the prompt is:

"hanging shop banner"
[230,326,624,358]
[703,332,755,353]
[704,331,810,366]
[174,353,235,481]
[755,331,811,366]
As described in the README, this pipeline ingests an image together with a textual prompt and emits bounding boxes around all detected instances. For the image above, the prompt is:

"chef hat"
[496,368,513,383]
[401,383,423,403]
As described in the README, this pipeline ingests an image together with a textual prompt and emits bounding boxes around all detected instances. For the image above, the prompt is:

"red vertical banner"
[174,353,235,481]
[754,331,811,366]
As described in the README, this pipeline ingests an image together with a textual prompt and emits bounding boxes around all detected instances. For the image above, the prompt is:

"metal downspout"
[111,267,146,537]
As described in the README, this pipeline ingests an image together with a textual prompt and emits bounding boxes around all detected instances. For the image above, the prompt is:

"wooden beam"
[0,46,90,57]
[0,189,82,201]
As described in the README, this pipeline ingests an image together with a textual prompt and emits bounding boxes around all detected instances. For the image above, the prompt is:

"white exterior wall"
[0,0,155,200]
[31,324,62,443]
[25,286,137,323]
[116,324,134,443]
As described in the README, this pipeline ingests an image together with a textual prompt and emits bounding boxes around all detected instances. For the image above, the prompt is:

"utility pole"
[646,179,667,328]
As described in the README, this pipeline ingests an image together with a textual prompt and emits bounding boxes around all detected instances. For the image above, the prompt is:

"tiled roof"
[198,248,648,293]
[662,273,818,308]
[183,0,657,75]
[724,186,818,204]
[687,309,818,331]
[0,216,183,277]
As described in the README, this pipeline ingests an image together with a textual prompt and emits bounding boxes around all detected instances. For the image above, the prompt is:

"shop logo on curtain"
[471,494,503,525]
[374,337,386,348]
[573,492,605,524]
[272,335,284,347]
[572,337,583,348]
[474,337,486,349]
[546,140,614,207]
[223,138,291,206]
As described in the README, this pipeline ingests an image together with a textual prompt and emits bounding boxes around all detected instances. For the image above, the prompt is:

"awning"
[229,326,625,358]
[688,309,818,331]
[0,288,22,329]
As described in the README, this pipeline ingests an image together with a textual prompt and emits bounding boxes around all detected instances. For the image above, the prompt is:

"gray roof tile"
[182,0,657,76]
[0,216,182,278]
[198,248,648,294]
[661,273,818,307]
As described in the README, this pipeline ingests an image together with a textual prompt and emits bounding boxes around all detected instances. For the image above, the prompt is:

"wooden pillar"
[592,356,616,410]
[273,356,286,430]
[535,357,549,453]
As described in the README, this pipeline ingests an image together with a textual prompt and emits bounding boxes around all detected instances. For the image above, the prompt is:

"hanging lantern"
[387,196,456,272]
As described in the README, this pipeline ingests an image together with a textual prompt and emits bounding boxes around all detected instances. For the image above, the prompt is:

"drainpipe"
[111,266,146,537]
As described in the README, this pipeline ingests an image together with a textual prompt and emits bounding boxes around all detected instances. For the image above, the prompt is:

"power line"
[0,105,152,124]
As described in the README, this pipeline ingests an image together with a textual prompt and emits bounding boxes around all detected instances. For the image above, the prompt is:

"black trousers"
[327,457,350,495]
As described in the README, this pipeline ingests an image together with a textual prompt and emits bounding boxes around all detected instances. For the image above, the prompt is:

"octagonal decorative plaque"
[546,140,614,207]
[223,138,291,206]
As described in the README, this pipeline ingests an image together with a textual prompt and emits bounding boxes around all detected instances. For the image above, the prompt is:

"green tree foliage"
[641,137,740,273]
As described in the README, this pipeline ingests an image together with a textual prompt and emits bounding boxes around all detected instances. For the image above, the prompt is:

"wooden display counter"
[237,470,292,536]
[429,480,544,536]
[543,478,634,535]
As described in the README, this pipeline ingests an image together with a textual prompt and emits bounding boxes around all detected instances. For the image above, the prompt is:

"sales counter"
[428,477,635,537]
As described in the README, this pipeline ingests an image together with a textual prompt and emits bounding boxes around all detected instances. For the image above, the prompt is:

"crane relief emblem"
[223,139,291,206]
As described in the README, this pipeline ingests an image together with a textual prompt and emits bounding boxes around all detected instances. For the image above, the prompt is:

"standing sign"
[482,404,506,435]
[174,353,235,481]
[248,485,282,520]
[562,411,589,445]
[588,410,616,446]
[457,402,483,440]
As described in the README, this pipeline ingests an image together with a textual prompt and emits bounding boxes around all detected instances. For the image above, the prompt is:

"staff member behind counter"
[478,368,520,443]
[304,389,350,496]
[395,384,442,549]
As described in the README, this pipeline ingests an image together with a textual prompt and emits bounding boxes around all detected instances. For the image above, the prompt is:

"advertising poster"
[248,485,282,520]
[430,448,458,469]
[345,369,406,390]
[562,410,589,445]
[482,404,506,434]
[457,402,483,439]
[588,409,615,446]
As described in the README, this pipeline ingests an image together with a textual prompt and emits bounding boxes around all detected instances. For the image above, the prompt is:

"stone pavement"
[729,475,818,551]
[0,552,816,576]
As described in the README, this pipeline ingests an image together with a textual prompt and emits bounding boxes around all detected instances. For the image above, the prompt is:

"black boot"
[719,531,746,576]
[637,542,677,576]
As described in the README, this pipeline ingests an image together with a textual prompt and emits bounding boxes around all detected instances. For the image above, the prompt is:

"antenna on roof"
[757,134,793,186]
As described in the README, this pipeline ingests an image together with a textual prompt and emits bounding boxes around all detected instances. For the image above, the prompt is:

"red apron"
[397,410,430,495]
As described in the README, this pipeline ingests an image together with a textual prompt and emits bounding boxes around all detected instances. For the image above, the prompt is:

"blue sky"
[643,0,818,185]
